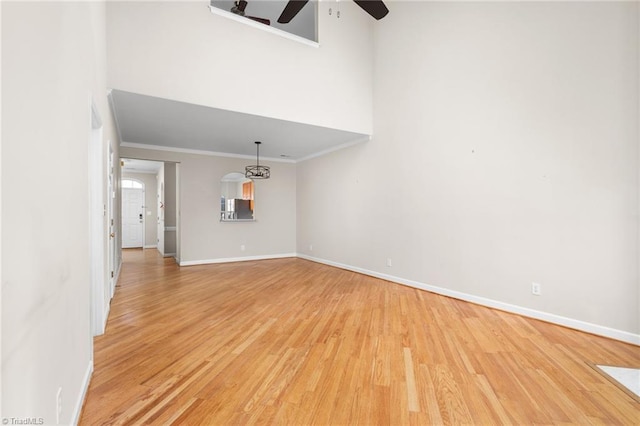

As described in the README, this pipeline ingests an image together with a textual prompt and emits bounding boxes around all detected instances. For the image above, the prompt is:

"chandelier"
[245,141,270,179]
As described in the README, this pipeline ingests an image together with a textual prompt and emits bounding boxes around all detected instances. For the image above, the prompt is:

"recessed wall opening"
[209,0,318,45]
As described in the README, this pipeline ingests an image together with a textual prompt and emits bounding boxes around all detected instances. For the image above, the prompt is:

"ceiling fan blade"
[277,0,309,24]
[246,16,271,25]
[353,0,389,20]
[236,1,248,13]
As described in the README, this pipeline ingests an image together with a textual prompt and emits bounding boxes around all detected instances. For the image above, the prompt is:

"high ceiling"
[110,90,370,162]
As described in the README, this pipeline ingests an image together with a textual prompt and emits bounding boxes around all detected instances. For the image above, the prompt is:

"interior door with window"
[122,187,144,248]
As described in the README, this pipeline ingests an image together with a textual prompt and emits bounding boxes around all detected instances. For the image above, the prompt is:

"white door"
[108,144,116,296]
[122,188,144,248]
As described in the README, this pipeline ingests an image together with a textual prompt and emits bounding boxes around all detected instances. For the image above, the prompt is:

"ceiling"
[110,90,369,162]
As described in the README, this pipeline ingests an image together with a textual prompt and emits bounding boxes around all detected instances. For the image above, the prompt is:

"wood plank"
[79,249,640,425]
[403,347,420,412]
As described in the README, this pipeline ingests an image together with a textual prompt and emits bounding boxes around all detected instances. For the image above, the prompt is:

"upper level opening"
[209,0,318,45]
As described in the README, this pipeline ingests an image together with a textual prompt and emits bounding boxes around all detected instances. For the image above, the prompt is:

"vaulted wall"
[297,1,639,340]
[2,1,120,422]
[106,1,373,134]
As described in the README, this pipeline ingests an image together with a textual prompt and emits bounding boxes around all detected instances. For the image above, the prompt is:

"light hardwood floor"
[80,249,639,424]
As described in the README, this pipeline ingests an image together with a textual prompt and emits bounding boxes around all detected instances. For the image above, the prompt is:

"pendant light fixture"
[245,141,270,179]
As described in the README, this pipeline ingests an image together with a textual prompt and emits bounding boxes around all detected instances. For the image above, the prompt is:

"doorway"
[88,99,115,336]
[108,143,116,297]
[120,158,178,261]
[121,179,144,248]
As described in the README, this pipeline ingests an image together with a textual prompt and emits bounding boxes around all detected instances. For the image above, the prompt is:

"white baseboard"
[180,253,296,266]
[71,360,93,425]
[112,260,122,299]
[102,300,110,333]
[163,252,176,258]
[297,254,640,346]
[115,260,122,284]
[144,244,157,249]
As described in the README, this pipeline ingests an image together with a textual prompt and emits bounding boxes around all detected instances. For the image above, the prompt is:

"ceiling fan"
[230,1,271,26]
[277,0,389,24]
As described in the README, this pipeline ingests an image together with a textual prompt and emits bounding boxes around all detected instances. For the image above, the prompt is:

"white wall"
[0,0,3,413]
[122,172,158,248]
[2,1,118,422]
[120,147,296,263]
[106,0,373,134]
[297,2,639,339]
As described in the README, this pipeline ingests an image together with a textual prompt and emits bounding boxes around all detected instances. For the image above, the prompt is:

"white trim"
[208,5,319,48]
[122,169,158,175]
[175,163,181,265]
[88,98,106,337]
[71,361,93,426]
[113,259,122,299]
[144,244,158,249]
[180,253,296,266]
[297,135,371,162]
[102,302,110,335]
[91,101,102,130]
[107,90,124,145]
[120,142,296,163]
[120,139,374,164]
[164,252,176,258]
[108,141,117,301]
[120,135,373,163]
[297,254,640,346]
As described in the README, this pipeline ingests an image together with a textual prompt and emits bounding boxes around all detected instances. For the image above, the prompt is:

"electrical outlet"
[309,245,313,251]
[531,282,541,296]
[386,258,392,267]
[56,387,62,424]
[240,245,245,251]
